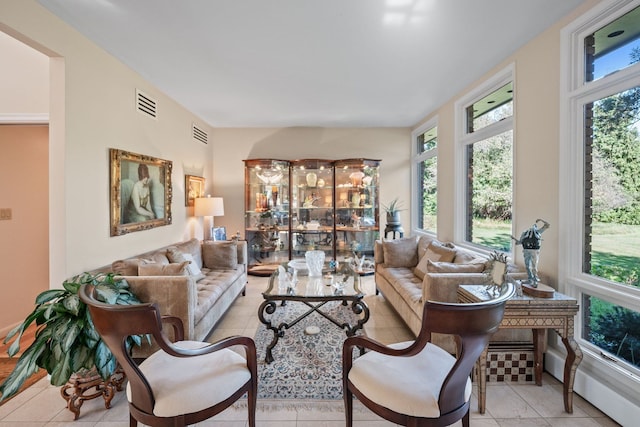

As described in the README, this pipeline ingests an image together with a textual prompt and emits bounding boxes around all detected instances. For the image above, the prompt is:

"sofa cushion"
[417,235,437,260]
[382,237,418,268]
[138,261,190,276]
[453,250,480,264]
[112,258,141,276]
[171,238,203,269]
[414,241,457,279]
[426,260,486,274]
[182,253,207,281]
[203,241,238,270]
[195,268,243,321]
[378,267,423,307]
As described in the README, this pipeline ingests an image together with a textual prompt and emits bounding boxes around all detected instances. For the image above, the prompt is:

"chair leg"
[462,408,470,427]
[129,413,137,427]
[344,387,353,427]
[247,381,257,427]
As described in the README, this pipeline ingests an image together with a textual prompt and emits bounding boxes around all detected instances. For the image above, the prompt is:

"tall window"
[413,125,437,233]
[562,0,640,384]
[460,80,514,252]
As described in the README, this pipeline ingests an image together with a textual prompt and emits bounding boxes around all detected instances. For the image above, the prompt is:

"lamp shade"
[194,197,224,217]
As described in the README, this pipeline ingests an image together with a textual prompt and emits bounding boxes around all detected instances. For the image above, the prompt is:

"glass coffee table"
[258,262,370,363]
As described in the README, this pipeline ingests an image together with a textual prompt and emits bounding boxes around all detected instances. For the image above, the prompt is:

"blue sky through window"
[593,38,640,79]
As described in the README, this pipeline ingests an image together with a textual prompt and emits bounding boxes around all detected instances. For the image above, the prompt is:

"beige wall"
[0,1,215,291]
[0,126,49,331]
[0,31,49,117]
[412,0,599,289]
[211,127,411,238]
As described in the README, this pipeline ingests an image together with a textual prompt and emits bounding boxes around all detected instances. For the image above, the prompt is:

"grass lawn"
[472,219,640,286]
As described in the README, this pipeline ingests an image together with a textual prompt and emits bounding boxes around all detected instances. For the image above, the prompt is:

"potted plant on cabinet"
[0,272,144,409]
[382,197,405,226]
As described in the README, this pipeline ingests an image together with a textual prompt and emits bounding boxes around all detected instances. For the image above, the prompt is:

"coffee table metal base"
[258,298,369,364]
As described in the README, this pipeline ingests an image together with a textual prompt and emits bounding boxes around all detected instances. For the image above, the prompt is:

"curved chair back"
[79,284,172,414]
[419,283,514,420]
[342,282,514,427]
[79,283,258,427]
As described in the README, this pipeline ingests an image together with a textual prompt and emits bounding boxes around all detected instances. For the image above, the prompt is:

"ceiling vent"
[192,123,208,144]
[136,89,157,119]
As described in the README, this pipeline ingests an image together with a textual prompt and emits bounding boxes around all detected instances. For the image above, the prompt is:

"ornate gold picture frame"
[110,148,173,236]
[185,175,205,207]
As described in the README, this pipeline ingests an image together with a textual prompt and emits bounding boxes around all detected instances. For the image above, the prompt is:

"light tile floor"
[0,275,620,426]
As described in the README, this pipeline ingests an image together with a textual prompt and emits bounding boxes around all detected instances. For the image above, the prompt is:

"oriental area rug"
[250,300,364,409]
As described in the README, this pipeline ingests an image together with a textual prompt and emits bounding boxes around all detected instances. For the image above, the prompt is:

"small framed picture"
[185,175,205,207]
[213,226,227,241]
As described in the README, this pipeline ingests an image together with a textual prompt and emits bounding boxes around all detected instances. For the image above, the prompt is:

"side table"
[458,285,582,414]
[384,224,404,239]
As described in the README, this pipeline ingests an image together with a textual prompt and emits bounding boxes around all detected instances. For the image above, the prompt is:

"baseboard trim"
[546,347,640,426]
[0,114,49,124]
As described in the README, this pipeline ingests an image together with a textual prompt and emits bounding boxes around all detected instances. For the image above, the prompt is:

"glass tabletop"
[264,262,362,298]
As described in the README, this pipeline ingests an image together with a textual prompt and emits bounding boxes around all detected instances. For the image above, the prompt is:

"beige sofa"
[374,235,531,352]
[95,238,248,355]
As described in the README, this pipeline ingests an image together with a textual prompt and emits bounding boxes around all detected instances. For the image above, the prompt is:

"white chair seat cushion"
[348,341,472,418]
[126,340,251,417]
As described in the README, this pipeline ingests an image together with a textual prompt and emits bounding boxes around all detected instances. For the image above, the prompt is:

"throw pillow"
[381,237,418,268]
[111,258,141,276]
[166,247,188,264]
[203,240,238,270]
[138,261,189,276]
[414,241,458,279]
[181,253,207,281]
[452,250,478,264]
[425,259,486,274]
[173,238,203,269]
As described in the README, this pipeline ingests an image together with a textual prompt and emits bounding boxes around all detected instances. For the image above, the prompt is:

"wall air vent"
[136,89,157,119]
[192,123,208,144]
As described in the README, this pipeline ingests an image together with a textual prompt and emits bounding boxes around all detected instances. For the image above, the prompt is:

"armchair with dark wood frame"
[79,284,257,427]
[342,283,514,427]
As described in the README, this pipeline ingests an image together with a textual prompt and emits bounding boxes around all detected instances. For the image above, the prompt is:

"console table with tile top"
[458,285,583,414]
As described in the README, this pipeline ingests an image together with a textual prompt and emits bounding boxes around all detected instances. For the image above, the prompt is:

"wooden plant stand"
[60,367,125,420]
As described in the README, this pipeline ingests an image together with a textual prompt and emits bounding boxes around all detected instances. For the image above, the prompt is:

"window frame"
[559,0,640,402]
[454,64,515,252]
[411,117,438,235]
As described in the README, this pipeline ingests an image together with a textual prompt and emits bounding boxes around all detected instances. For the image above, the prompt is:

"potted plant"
[0,272,144,402]
[382,197,405,225]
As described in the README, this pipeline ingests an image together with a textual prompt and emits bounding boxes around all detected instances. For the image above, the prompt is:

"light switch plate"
[0,208,12,220]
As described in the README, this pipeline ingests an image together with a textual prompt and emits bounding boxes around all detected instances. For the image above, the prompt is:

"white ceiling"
[37,0,585,128]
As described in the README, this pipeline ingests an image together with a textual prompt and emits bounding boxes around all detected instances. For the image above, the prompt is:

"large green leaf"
[61,320,83,352]
[35,289,67,305]
[94,285,119,304]
[50,350,73,386]
[70,345,93,373]
[94,341,118,380]
[0,340,46,402]
[62,279,81,294]
[61,294,81,316]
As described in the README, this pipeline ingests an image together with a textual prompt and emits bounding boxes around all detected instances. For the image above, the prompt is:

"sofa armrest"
[237,240,248,272]
[123,275,198,341]
[422,272,488,303]
[374,240,384,264]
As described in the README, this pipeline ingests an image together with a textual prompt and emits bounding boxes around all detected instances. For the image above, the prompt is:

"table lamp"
[194,196,224,240]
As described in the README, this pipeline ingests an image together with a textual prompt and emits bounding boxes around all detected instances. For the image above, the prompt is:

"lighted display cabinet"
[244,158,380,270]
[244,159,290,268]
[333,159,380,259]
[290,159,335,260]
